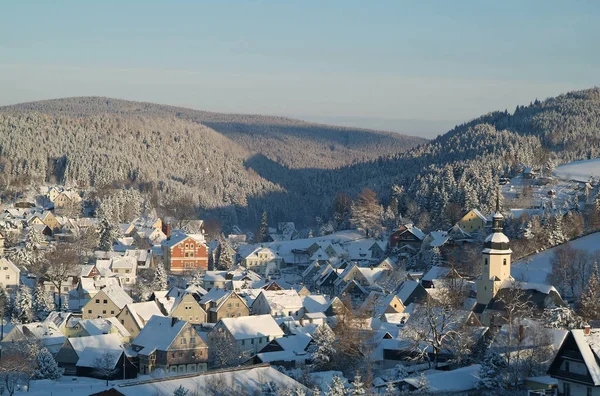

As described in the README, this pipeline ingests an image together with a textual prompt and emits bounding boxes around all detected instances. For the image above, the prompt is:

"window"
[251,339,254,344]
[190,338,195,344]
[172,353,175,358]
[110,311,114,314]
[185,252,189,257]
[565,361,570,372]
[179,353,183,357]
[121,319,124,324]
[228,303,232,308]
[185,244,189,249]
[181,338,186,345]
[191,244,194,249]
[587,387,592,396]
[503,258,507,266]
[103,300,107,304]
[102,310,106,314]
[5,275,9,280]
[241,340,245,346]
[484,258,488,266]
[564,383,571,396]
[189,316,193,321]
[96,299,100,303]
[88,310,92,314]
[2,267,7,270]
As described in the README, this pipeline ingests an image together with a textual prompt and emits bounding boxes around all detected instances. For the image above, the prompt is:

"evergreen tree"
[153,263,168,291]
[33,284,55,321]
[350,188,383,237]
[476,351,506,392]
[417,372,429,392]
[98,216,120,251]
[255,211,269,243]
[173,385,189,396]
[311,324,337,370]
[579,264,600,321]
[393,363,409,380]
[13,285,33,324]
[523,220,535,240]
[326,376,347,396]
[549,214,566,246]
[33,347,62,380]
[217,238,235,270]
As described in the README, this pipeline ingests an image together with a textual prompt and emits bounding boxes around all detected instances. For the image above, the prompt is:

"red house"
[161,230,208,273]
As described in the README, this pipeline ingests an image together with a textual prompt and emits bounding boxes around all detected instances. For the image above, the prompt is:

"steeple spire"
[495,188,500,213]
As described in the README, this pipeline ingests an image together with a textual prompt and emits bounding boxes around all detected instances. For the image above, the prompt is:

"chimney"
[518,324,525,342]
[166,223,171,241]
[171,317,178,327]
[584,325,591,336]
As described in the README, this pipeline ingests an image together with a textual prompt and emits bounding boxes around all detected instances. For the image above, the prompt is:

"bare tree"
[403,289,465,368]
[0,353,32,396]
[93,350,119,386]
[34,243,80,309]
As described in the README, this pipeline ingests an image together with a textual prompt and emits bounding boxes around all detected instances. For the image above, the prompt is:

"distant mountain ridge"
[1,89,599,229]
[1,97,427,170]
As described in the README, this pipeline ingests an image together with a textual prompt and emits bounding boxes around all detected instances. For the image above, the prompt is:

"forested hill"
[1,89,599,230]
[0,97,427,170]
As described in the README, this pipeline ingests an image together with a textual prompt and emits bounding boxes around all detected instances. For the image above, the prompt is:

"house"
[53,190,82,208]
[360,291,405,319]
[64,317,132,343]
[109,256,137,286]
[75,347,137,380]
[394,280,427,306]
[131,316,209,375]
[548,327,600,396]
[116,301,166,338]
[301,294,330,314]
[202,266,262,291]
[333,263,388,294]
[210,314,285,357]
[1,321,66,355]
[313,265,340,296]
[55,333,124,375]
[0,257,20,293]
[252,290,304,319]
[254,333,313,368]
[69,276,122,311]
[338,280,370,307]
[161,231,209,273]
[241,246,282,276]
[164,291,208,324]
[389,223,425,249]
[199,289,249,323]
[457,209,488,234]
[82,285,134,319]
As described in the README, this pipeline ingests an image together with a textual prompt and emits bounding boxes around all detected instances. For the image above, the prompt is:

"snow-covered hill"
[554,158,600,182]
[511,231,600,284]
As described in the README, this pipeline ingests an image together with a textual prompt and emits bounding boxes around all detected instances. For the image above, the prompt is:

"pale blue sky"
[1,1,598,137]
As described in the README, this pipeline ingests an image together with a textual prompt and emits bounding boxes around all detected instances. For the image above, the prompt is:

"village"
[0,164,599,396]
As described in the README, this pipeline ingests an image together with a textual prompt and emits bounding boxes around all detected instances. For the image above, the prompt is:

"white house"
[211,314,284,356]
[0,257,20,293]
[252,289,304,319]
[241,247,282,276]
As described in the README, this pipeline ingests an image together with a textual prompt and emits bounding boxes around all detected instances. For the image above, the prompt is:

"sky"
[0,1,599,138]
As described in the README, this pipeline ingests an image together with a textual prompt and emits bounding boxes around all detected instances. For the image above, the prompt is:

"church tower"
[476,196,512,306]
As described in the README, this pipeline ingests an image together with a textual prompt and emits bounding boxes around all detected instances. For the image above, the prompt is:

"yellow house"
[116,301,166,338]
[168,293,208,324]
[457,209,488,233]
[64,317,132,343]
[82,286,133,319]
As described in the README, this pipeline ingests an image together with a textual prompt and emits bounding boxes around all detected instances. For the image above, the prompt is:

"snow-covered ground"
[501,175,581,215]
[555,158,600,182]
[512,232,600,284]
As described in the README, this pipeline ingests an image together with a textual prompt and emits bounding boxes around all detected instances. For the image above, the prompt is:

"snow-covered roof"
[75,347,122,369]
[68,334,123,358]
[0,257,20,275]
[484,232,510,244]
[101,285,134,309]
[132,316,189,352]
[472,209,488,222]
[161,231,205,249]
[498,279,558,295]
[403,365,481,393]
[395,280,420,304]
[257,290,303,312]
[301,295,330,313]
[422,266,450,282]
[427,231,450,247]
[571,329,600,385]
[116,366,307,396]
[11,322,65,348]
[125,301,165,328]
[218,314,285,340]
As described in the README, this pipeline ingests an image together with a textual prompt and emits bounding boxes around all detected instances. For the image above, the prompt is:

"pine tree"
[417,372,429,392]
[523,220,535,240]
[393,363,409,380]
[579,264,600,321]
[98,216,120,251]
[173,385,189,396]
[217,238,235,270]
[33,347,62,380]
[311,324,337,370]
[13,286,33,324]
[255,211,269,243]
[153,263,168,291]
[476,351,506,392]
[549,214,566,246]
[33,284,55,321]
[326,376,347,396]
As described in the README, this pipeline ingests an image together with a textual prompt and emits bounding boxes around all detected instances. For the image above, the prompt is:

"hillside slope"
[0,97,427,169]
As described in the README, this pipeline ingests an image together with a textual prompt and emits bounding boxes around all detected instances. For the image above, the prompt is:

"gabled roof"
[76,347,122,369]
[0,257,20,275]
[217,314,284,341]
[256,290,303,312]
[132,316,189,352]
[68,334,123,358]
[301,295,330,313]
[124,301,165,329]
[99,285,134,309]
[161,231,205,249]
[570,329,600,385]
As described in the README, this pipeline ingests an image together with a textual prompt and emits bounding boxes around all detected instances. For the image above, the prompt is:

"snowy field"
[512,232,600,284]
[555,158,600,182]
[501,175,580,214]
